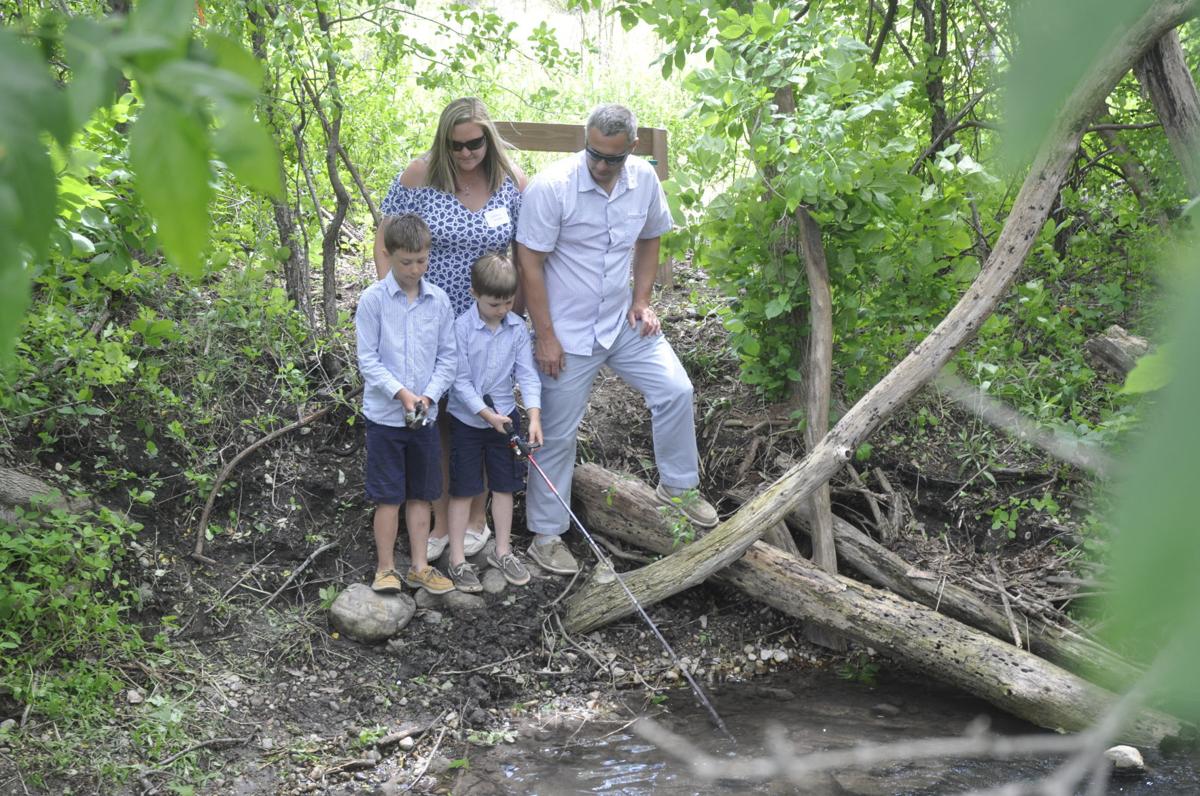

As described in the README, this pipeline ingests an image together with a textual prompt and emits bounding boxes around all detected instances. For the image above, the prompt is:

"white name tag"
[484,206,511,228]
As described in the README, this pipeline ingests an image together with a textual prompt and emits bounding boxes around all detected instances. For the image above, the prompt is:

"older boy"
[355,213,457,594]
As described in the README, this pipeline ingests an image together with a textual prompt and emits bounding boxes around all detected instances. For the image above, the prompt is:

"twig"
[255,542,339,614]
[845,465,886,538]
[149,734,253,771]
[191,387,360,563]
[399,725,448,792]
[595,535,654,563]
[990,558,1023,649]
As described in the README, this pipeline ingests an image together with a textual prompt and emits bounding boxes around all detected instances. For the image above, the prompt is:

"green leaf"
[1120,345,1171,394]
[202,32,263,87]
[764,295,789,319]
[0,29,70,146]
[0,241,31,371]
[0,129,58,261]
[63,18,121,132]
[129,96,212,276]
[130,0,194,46]
[1106,267,1200,721]
[212,104,282,197]
[156,60,258,104]
[1004,0,1154,167]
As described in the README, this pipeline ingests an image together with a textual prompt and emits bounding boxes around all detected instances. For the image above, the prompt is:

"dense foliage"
[1,0,1198,787]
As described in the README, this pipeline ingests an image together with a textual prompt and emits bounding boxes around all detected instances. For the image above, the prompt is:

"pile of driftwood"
[559,2,1200,748]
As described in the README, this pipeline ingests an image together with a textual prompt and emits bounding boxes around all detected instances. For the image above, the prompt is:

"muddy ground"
[1,263,1098,794]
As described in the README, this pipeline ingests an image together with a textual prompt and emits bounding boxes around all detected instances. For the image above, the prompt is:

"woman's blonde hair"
[424,98,520,196]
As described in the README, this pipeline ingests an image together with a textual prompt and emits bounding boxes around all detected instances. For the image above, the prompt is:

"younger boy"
[445,254,543,591]
[355,213,457,595]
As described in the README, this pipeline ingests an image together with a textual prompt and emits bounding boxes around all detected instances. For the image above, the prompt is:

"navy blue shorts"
[448,411,526,497]
[364,419,442,505]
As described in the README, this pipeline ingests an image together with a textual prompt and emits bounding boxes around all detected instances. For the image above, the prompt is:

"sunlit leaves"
[129,99,212,278]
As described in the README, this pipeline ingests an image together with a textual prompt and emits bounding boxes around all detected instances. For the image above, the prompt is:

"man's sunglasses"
[451,135,487,152]
[585,146,631,165]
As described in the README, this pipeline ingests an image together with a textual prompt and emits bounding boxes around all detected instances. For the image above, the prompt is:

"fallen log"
[1084,325,1151,377]
[721,485,1144,692]
[569,464,1182,746]
[801,511,1140,691]
[560,0,1200,634]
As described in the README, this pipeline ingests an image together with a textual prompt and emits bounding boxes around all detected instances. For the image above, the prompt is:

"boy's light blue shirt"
[448,308,541,428]
[515,151,673,356]
[355,272,456,427]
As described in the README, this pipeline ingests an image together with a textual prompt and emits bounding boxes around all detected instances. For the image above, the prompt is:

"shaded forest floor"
[0,262,1112,794]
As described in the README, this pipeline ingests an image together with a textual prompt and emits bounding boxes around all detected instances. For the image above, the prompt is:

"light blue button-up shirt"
[448,309,541,428]
[355,273,457,427]
[516,151,673,356]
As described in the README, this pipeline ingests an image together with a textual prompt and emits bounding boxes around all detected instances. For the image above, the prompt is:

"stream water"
[476,670,1199,795]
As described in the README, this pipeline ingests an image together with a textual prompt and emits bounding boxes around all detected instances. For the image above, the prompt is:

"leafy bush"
[0,505,145,721]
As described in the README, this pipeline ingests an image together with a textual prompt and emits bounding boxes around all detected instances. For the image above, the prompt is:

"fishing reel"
[404,401,433,430]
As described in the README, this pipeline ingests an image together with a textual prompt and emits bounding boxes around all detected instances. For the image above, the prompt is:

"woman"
[373,97,527,560]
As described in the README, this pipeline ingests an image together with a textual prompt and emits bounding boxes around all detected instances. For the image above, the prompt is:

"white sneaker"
[426,533,449,561]
[464,524,492,557]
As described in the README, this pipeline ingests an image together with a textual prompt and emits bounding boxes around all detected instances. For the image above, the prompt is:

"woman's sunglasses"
[451,135,487,152]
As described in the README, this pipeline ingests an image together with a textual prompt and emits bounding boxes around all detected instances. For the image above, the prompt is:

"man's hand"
[526,417,544,447]
[627,303,661,337]
[535,333,566,379]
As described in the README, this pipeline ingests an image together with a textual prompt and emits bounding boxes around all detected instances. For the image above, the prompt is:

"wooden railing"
[495,121,674,284]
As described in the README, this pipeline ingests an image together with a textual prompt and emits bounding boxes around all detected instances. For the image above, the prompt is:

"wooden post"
[495,121,674,286]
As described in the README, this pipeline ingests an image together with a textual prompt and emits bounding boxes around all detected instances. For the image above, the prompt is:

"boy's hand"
[395,387,419,413]
[482,409,510,435]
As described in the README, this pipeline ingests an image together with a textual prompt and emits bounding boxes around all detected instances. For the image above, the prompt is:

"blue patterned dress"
[380,175,522,317]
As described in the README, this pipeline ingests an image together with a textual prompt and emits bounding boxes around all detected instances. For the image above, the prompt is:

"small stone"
[260,737,274,751]
[773,650,789,664]
[364,749,381,763]
[420,610,444,624]
[743,644,755,656]
[0,719,16,734]
[481,569,508,594]
[414,589,440,609]
[398,736,415,751]
[442,591,486,613]
[872,703,901,717]
[329,584,416,642]
[1104,745,1144,772]
[611,665,626,677]
[126,689,144,705]
[250,695,265,707]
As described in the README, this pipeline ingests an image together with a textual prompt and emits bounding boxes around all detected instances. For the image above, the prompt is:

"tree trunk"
[796,206,842,650]
[560,1,1200,634]
[1135,28,1200,196]
[569,464,1181,746]
[1096,124,1170,228]
[247,2,313,327]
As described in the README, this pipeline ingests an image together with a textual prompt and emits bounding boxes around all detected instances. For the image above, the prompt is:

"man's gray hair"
[585,104,638,144]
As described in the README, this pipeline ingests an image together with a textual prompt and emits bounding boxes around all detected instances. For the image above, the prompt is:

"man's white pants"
[527,321,699,537]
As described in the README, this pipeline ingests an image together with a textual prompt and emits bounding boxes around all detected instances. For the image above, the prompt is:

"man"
[515,103,718,575]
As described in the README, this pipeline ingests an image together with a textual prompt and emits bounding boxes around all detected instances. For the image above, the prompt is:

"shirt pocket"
[612,210,647,249]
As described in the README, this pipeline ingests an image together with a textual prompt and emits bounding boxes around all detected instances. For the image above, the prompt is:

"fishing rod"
[485,397,732,740]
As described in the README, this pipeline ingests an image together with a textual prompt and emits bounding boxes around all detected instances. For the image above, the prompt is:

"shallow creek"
[475,670,1198,795]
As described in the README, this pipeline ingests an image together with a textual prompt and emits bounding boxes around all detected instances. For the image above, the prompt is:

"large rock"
[329,584,415,642]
